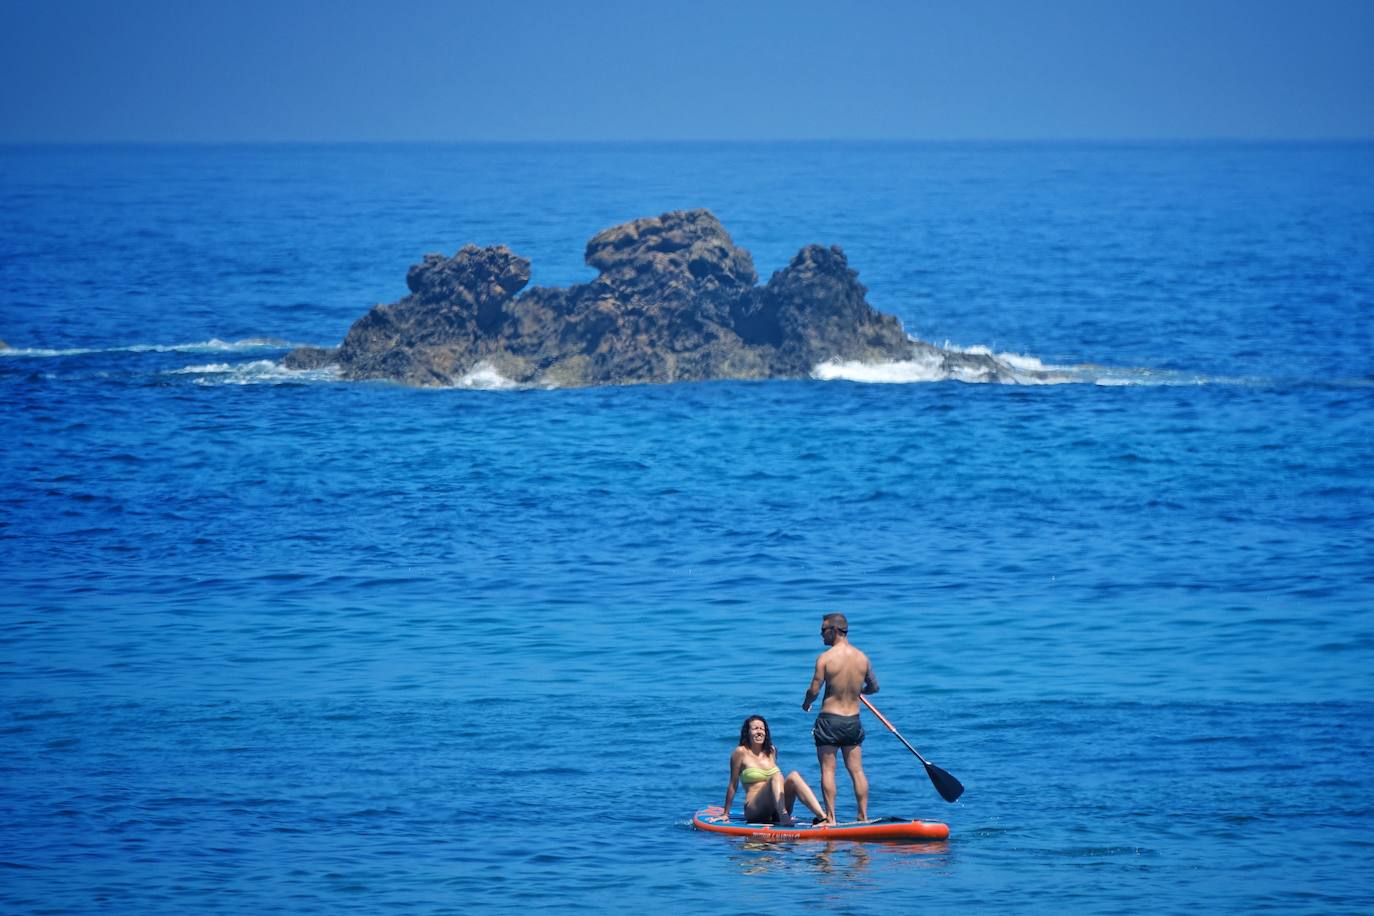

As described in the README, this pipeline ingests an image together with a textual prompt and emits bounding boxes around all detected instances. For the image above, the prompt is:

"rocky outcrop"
[285,209,1020,387]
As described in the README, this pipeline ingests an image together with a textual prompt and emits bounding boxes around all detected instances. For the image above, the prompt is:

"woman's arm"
[723,748,742,817]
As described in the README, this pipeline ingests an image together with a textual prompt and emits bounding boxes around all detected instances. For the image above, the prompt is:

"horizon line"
[3,136,1374,148]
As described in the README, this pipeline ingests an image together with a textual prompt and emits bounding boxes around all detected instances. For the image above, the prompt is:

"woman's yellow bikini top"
[740,765,780,785]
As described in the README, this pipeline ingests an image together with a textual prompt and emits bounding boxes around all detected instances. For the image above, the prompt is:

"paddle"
[860,695,964,803]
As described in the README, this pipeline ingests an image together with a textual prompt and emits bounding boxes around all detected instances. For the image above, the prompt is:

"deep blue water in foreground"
[2,142,1373,913]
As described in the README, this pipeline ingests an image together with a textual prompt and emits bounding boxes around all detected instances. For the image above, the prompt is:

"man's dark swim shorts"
[813,712,865,748]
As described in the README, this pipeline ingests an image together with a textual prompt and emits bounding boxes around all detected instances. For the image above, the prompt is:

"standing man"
[802,612,879,824]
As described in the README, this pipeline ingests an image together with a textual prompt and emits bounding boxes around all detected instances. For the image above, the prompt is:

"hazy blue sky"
[2,0,1371,142]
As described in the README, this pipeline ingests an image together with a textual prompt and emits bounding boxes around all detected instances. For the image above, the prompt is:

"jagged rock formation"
[285,209,1018,387]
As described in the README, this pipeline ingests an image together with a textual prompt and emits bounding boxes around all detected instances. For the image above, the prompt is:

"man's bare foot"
[812,815,836,827]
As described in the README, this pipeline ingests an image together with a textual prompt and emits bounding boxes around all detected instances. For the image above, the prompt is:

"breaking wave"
[165,360,340,386]
[2,335,1268,389]
[0,338,300,358]
[455,362,520,390]
[812,340,1231,387]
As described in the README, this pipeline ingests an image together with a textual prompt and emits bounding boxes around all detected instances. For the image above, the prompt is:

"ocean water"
[2,142,1373,913]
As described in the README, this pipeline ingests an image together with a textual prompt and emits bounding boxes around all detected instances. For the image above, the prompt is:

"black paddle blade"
[925,761,964,803]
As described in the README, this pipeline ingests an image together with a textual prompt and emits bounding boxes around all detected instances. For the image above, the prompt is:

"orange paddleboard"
[692,806,949,842]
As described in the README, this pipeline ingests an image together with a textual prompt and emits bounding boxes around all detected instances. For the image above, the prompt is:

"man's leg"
[841,744,869,821]
[816,744,838,824]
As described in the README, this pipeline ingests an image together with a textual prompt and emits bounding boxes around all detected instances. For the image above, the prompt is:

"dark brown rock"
[759,244,914,375]
[281,346,337,370]
[284,209,1020,387]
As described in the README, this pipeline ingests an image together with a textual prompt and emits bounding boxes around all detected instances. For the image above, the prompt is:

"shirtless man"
[802,612,879,824]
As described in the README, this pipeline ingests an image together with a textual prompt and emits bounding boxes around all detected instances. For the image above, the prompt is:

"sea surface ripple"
[2,142,1373,913]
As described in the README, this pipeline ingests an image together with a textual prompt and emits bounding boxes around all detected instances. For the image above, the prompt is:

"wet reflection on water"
[728,837,951,879]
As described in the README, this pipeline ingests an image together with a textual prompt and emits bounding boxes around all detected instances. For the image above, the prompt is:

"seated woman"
[723,714,828,825]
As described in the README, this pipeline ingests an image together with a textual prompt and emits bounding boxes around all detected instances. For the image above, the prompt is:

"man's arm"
[862,660,879,695]
[802,656,825,711]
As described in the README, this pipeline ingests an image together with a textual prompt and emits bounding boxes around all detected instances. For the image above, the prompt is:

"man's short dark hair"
[823,612,848,634]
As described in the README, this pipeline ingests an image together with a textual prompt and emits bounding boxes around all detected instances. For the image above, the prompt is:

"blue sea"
[2,142,1373,913]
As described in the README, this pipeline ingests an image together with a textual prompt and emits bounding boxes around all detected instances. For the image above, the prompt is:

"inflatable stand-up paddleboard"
[692,806,949,842]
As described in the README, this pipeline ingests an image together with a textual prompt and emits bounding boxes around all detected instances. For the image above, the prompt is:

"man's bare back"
[807,641,877,715]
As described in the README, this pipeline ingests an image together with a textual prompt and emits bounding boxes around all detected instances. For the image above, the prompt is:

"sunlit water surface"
[3,142,1372,913]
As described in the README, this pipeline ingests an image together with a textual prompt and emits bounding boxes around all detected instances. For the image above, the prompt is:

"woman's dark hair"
[738,715,773,753]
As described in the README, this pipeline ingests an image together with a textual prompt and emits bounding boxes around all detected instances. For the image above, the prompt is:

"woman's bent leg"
[766,772,795,825]
[784,771,827,820]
